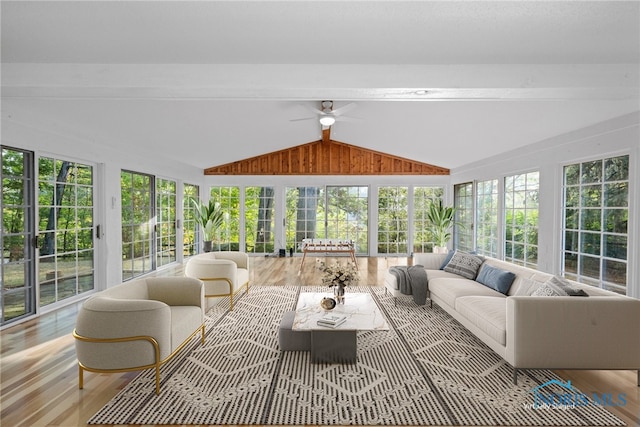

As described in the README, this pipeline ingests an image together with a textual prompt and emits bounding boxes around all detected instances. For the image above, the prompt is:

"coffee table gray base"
[279,311,311,351]
[310,330,357,363]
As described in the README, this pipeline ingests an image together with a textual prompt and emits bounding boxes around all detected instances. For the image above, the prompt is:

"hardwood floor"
[1,256,638,427]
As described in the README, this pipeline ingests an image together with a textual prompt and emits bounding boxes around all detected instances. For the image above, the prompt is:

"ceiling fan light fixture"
[319,115,336,126]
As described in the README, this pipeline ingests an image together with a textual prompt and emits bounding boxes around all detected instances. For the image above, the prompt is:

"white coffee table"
[292,292,389,363]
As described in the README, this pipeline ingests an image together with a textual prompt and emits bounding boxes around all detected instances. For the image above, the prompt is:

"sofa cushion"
[475,264,516,295]
[455,296,507,345]
[438,250,455,269]
[443,251,484,280]
[426,269,464,281]
[429,277,504,309]
[532,275,589,297]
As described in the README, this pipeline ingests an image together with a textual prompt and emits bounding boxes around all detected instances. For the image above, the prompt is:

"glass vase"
[333,284,345,304]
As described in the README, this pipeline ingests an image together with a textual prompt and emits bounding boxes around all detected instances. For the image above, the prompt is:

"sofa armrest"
[147,277,205,308]
[506,296,640,369]
[212,251,249,270]
[413,253,448,270]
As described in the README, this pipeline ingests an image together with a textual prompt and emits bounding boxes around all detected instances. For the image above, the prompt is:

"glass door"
[38,157,96,307]
[285,186,368,255]
[325,186,369,255]
[1,147,36,325]
[121,171,155,280]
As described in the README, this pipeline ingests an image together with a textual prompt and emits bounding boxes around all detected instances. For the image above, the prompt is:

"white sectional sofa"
[384,251,640,385]
[73,277,205,394]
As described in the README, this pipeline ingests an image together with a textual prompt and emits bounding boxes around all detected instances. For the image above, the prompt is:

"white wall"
[450,112,640,297]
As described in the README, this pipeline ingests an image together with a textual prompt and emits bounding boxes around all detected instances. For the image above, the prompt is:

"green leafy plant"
[191,198,224,242]
[426,200,460,248]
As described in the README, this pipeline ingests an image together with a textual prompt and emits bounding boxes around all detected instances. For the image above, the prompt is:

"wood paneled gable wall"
[205,129,449,175]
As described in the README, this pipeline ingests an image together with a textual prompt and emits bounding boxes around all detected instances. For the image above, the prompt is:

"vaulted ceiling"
[2,1,639,172]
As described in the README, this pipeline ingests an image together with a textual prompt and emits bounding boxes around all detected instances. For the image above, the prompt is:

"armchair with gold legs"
[73,277,205,395]
[185,251,250,310]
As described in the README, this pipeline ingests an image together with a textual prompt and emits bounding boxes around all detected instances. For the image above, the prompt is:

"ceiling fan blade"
[336,115,363,123]
[289,116,316,122]
[301,103,325,115]
[332,102,357,116]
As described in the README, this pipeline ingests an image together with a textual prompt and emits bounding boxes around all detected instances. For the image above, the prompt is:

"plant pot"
[433,246,449,254]
[203,241,212,253]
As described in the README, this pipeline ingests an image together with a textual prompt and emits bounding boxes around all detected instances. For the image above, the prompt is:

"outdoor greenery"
[284,186,369,255]
[121,171,153,279]
[562,155,629,293]
[245,186,275,253]
[183,184,199,256]
[377,187,408,254]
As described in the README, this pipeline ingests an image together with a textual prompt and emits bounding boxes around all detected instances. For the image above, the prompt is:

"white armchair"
[185,251,250,310]
[73,277,205,394]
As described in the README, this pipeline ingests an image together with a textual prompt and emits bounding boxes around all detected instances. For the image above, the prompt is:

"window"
[285,186,368,255]
[325,186,369,255]
[475,179,499,257]
[285,187,324,253]
[121,171,154,280]
[38,157,95,306]
[1,147,36,325]
[183,183,199,257]
[210,186,240,251]
[245,187,275,254]
[454,182,474,252]
[504,171,539,268]
[562,155,628,294]
[378,186,408,254]
[412,186,444,253]
[156,178,176,268]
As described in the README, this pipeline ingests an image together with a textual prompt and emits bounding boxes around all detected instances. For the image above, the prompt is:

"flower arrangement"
[319,261,359,288]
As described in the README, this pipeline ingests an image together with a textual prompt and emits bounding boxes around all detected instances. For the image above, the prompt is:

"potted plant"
[191,198,224,252]
[426,200,460,254]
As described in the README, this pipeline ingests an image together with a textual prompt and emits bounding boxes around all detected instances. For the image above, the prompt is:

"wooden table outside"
[299,239,357,271]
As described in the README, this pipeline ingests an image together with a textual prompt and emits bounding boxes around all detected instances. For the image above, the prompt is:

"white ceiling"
[2,1,639,171]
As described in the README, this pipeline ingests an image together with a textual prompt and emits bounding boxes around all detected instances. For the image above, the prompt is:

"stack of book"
[317,314,347,328]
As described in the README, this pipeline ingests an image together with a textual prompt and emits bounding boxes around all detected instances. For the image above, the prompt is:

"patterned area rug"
[89,286,624,426]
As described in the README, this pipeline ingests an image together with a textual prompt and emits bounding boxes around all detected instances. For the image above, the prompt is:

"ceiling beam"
[3,64,638,101]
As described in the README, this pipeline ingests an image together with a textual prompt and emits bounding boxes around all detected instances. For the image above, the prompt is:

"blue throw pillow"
[475,264,516,295]
[439,250,455,270]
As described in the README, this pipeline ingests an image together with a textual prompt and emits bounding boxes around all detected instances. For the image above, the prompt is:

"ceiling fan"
[290,100,360,128]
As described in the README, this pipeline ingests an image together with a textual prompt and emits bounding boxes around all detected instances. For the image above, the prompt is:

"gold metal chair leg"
[155,365,161,395]
[79,365,84,389]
